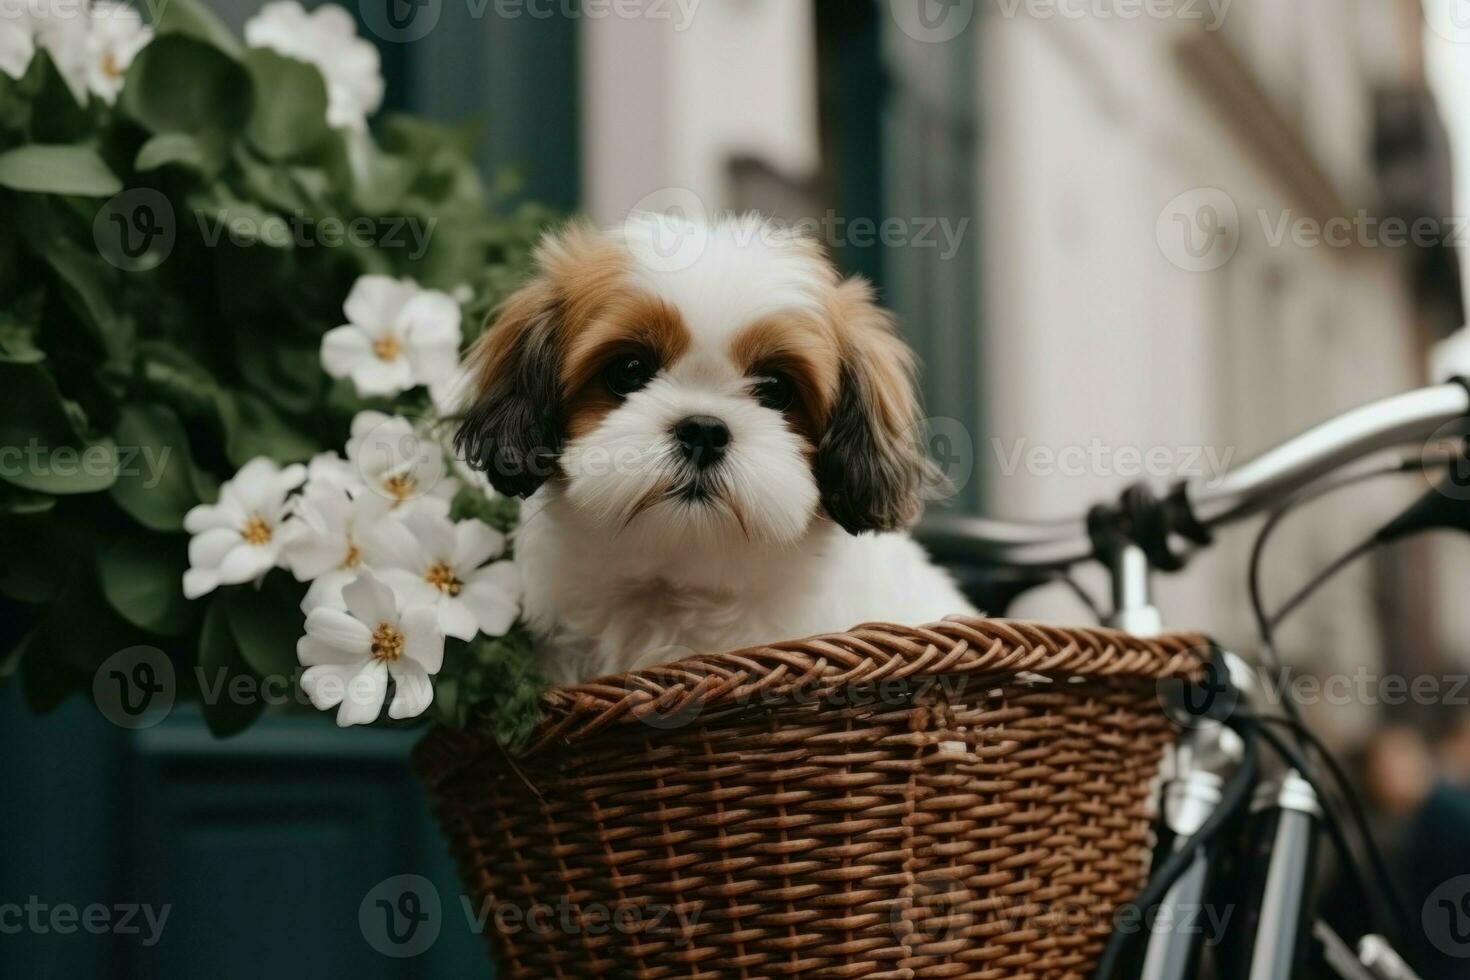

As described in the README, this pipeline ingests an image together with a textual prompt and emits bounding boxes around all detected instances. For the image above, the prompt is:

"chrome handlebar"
[918,382,1470,571]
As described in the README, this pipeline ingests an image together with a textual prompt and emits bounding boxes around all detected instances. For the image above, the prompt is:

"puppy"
[455,213,975,682]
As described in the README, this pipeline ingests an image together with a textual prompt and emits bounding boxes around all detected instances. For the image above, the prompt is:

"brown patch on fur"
[456,222,648,495]
[814,277,938,533]
[729,313,840,444]
[561,296,690,441]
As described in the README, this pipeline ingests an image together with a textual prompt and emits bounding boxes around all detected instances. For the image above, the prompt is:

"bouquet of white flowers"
[0,0,549,742]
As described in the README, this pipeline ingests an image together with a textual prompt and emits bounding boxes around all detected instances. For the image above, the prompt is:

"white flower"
[321,276,462,398]
[363,508,520,641]
[298,570,443,726]
[283,485,392,613]
[244,0,383,132]
[346,410,459,509]
[303,449,364,498]
[84,1,150,105]
[0,0,36,81]
[182,457,307,599]
[27,0,88,103]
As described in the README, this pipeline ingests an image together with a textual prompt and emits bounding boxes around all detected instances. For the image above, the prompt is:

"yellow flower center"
[382,473,418,503]
[373,333,402,362]
[370,622,405,663]
[241,515,273,545]
[342,541,361,569]
[101,51,122,79]
[425,561,463,597]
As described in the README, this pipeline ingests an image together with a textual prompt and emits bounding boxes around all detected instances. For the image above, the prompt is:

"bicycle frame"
[913,381,1470,980]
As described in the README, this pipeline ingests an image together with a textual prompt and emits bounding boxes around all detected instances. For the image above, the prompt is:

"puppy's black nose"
[673,415,730,468]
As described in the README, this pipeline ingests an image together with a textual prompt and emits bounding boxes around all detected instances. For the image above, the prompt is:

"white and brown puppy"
[455,213,974,682]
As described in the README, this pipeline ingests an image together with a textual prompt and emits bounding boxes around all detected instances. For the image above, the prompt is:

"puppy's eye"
[752,374,795,412]
[605,353,655,397]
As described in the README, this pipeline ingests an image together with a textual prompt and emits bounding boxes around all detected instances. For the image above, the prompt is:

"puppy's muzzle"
[672,415,730,470]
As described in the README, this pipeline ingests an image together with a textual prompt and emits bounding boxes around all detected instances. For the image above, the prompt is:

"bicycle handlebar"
[918,381,1470,571]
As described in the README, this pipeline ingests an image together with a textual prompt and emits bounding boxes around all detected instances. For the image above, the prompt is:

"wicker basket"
[414,617,1205,979]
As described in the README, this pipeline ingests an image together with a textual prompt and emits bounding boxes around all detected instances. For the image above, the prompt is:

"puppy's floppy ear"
[454,278,564,498]
[816,279,939,534]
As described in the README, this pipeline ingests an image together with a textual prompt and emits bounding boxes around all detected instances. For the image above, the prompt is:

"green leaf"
[96,533,192,635]
[189,191,294,249]
[150,0,245,58]
[38,236,129,356]
[217,391,316,467]
[0,361,118,495]
[122,35,251,137]
[197,600,266,737]
[219,571,304,681]
[243,49,330,161]
[135,131,224,176]
[0,518,69,601]
[109,403,200,531]
[0,145,123,197]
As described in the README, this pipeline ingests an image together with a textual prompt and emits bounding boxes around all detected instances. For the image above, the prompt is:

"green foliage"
[0,6,552,741]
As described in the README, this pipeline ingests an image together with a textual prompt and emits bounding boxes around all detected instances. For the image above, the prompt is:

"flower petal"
[452,520,505,572]
[184,499,246,534]
[335,659,388,726]
[350,354,415,398]
[188,527,241,570]
[182,567,219,600]
[386,657,434,720]
[215,543,277,587]
[437,596,478,642]
[343,275,416,331]
[341,570,399,627]
[301,606,373,662]
[320,325,371,379]
[400,605,445,672]
[301,664,352,710]
[460,575,519,637]
[360,518,425,572]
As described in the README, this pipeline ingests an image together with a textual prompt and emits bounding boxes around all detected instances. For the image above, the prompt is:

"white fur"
[514,216,976,683]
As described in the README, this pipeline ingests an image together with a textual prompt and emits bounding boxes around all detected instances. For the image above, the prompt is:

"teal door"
[1,687,488,977]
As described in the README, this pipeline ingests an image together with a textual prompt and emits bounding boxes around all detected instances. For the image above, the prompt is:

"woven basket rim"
[430,617,1207,763]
